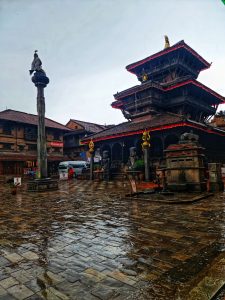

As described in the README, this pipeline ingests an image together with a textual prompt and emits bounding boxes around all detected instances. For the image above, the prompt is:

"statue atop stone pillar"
[30,50,46,75]
[27,51,58,191]
[128,147,137,169]
[102,150,110,181]
[30,51,49,179]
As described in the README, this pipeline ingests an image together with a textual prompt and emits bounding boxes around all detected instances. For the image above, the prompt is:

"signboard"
[50,142,63,147]
[59,173,68,180]
[14,177,22,186]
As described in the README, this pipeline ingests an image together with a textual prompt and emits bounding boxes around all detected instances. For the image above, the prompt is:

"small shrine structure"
[164,131,207,192]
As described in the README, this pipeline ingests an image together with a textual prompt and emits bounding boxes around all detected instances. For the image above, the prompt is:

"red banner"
[50,142,63,147]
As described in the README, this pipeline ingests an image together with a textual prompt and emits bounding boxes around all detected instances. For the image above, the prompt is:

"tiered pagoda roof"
[82,39,225,144]
[112,78,224,108]
[126,40,210,76]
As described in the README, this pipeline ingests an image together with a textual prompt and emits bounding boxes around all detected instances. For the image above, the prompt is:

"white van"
[58,161,89,178]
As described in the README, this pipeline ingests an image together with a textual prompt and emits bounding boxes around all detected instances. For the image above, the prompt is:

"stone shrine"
[164,132,207,191]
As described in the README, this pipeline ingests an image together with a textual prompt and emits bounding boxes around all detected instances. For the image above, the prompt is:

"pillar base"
[167,182,207,192]
[27,178,58,192]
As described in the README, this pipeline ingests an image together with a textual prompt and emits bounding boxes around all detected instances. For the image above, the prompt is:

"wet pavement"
[1,180,225,299]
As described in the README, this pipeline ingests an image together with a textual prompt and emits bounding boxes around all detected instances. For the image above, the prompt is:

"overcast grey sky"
[0,0,225,125]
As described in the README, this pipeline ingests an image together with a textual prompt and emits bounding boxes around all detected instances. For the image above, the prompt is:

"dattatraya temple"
[82,37,225,170]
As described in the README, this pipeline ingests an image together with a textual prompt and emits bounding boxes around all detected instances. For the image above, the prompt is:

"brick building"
[64,119,107,161]
[0,109,70,177]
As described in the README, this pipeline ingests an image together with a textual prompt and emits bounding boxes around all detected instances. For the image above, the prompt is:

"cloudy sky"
[0,0,225,126]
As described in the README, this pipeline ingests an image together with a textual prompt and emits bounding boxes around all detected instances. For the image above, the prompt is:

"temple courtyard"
[1,180,225,299]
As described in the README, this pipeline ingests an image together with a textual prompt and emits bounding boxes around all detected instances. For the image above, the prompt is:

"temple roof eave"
[81,117,225,145]
[112,79,225,108]
[126,40,211,74]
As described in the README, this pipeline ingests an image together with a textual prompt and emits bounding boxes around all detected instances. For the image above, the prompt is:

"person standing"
[68,166,74,180]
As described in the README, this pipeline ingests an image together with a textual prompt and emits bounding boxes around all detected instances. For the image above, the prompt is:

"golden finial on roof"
[164,35,170,49]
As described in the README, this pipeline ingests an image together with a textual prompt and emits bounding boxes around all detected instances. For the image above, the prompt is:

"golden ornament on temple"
[164,35,170,49]
[142,130,151,149]
[142,73,148,82]
[89,139,95,154]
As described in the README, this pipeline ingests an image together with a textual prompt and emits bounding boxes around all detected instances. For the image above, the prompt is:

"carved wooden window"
[28,144,37,151]
[24,127,37,141]
[2,125,12,135]
[53,131,60,141]
[1,143,13,150]
[18,145,25,151]
[52,147,61,153]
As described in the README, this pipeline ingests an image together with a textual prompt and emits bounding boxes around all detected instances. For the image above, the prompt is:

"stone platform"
[27,178,58,192]
[1,180,225,299]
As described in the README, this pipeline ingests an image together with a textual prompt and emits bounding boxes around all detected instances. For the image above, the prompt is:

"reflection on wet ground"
[1,180,225,299]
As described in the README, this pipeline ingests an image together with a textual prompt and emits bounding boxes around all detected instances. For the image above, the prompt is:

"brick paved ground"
[1,180,225,299]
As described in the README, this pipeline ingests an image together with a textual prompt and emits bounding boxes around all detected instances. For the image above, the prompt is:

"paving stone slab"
[91,283,119,300]
[4,253,23,264]
[21,251,39,261]
[7,284,34,300]
[0,277,19,289]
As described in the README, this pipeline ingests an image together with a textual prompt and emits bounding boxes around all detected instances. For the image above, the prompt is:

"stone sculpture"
[29,50,46,75]
[102,150,110,180]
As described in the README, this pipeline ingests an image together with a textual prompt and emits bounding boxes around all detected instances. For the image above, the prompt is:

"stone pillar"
[143,147,150,181]
[36,86,48,178]
[89,139,95,180]
[32,73,49,179]
[27,51,58,191]
[142,130,151,182]
[161,169,168,192]
[89,154,94,180]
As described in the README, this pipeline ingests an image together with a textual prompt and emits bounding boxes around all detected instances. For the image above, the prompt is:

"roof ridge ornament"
[164,35,170,49]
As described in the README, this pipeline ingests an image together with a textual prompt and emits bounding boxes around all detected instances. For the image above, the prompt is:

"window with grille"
[2,125,12,135]
[28,144,37,151]
[53,132,61,140]
[1,143,13,150]
[24,127,37,141]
